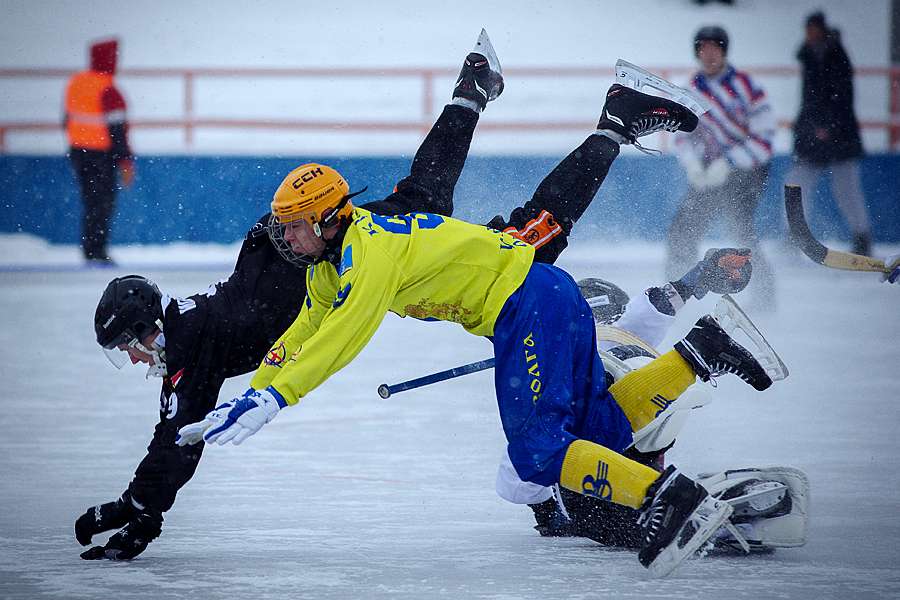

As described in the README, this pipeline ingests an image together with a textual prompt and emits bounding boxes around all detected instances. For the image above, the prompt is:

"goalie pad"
[629,386,711,453]
[697,466,809,552]
[601,348,712,454]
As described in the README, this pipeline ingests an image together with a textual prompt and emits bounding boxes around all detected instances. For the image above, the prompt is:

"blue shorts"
[492,262,633,487]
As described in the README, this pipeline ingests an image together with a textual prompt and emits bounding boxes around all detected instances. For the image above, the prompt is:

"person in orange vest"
[64,38,134,265]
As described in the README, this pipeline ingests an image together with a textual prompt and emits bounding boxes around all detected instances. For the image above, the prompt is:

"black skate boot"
[674,315,773,391]
[453,29,504,111]
[597,84,699,147]
[637,465,732,577]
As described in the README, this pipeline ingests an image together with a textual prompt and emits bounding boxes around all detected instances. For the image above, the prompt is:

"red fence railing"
[2,65,898,152]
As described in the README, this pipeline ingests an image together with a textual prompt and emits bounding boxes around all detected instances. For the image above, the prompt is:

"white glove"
[883,253,900,284]
[176,387,286,447]
[682,154,708,189]
[703,157,732,189]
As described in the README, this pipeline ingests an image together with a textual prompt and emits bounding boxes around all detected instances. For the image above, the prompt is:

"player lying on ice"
[496,278,806,555]
[172,36,789,578]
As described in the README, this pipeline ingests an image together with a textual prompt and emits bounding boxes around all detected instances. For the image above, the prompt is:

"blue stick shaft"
[378,358,495,398]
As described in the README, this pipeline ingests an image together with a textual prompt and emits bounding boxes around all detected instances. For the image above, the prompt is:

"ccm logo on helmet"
[292,166,325,190]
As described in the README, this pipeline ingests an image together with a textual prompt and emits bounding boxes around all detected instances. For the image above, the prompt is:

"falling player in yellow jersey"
[176,54,782,578]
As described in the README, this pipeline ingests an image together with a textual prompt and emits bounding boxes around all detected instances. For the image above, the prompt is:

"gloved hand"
[176,386,286,447]
[882,253,900,284]
[677,248,752,299]
[681,154,708,190]
[703,157,731,189]
[75,493,133,546]
[75,492,163,560]
[117,158,135,187]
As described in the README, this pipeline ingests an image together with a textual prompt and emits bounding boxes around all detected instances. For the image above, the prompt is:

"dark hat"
[806,11,826,29]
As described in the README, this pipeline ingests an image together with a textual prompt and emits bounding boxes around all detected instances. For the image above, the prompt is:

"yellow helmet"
[268,163,367,267]
[271,163,354,228]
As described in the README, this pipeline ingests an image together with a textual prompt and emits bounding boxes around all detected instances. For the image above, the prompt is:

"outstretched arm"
[75,374,218,560]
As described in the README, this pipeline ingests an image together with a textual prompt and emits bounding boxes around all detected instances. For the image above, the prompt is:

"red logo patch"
[169,368,185,387]
[264,342,287,368]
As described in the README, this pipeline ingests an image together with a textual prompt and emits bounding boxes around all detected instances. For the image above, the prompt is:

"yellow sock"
[559,440,661,509]
[608,350,696,432]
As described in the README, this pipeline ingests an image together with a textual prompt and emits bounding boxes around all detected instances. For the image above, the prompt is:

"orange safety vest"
[65,71,114,151]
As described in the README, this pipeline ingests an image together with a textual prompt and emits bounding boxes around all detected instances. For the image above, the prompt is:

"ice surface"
[0,241,898,599]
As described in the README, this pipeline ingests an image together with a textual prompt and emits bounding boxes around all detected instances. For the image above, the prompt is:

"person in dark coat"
[786,11,872,256]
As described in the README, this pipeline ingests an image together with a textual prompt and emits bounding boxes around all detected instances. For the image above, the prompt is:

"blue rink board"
[2,154,898,244]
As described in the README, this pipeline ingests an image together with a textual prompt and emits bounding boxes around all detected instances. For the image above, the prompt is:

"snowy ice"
[1,0,899,598]
[0,241,898,599]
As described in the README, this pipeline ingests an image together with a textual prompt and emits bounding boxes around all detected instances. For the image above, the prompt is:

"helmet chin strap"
[137,320,167,378]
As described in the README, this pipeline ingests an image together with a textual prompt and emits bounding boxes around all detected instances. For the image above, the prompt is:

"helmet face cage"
[267,213,318,267]
[577,278,631,325]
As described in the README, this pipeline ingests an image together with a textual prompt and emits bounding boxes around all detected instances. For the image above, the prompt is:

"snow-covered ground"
[0,241,897,599]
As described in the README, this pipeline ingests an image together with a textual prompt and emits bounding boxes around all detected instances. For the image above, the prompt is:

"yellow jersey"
[251,207,535,403]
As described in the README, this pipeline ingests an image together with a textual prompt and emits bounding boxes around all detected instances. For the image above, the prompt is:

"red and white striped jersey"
[675,65,775,170]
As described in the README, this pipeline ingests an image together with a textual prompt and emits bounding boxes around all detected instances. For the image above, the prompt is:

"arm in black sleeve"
[108,122,131,162]
[127,373,222,512]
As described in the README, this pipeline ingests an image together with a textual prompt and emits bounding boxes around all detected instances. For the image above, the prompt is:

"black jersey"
[127,214,308,511]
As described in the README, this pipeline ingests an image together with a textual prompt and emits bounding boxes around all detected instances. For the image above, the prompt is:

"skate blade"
[647,498,733,578]
[721,520,752,554]
[474,28,502,75]
[713,294,789,382]
[726,481,788,517]
[614,59,709,118]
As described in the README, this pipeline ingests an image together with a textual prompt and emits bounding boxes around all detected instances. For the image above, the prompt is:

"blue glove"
[176,387,287,446]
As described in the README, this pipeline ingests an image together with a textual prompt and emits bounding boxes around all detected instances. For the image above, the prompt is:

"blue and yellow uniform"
[252,206,696,509]
[251,207,534,399]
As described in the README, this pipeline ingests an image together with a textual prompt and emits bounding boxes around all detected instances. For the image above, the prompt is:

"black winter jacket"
[793,29,863,163]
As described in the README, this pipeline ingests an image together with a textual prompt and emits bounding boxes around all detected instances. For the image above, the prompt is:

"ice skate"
[713,294,789,383]
[674,315,773,391]
[453,28,504,111]
[614,59,710,119]
[637,466,732,577]
[597,63,704,150]
[698,467,810,553]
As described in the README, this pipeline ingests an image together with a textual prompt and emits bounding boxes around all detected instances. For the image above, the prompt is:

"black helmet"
[577,278,630,324]
[95,275,164,349]
[694,25,729,56]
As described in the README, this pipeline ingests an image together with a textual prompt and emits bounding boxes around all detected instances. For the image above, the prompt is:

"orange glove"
[118,159,135,187]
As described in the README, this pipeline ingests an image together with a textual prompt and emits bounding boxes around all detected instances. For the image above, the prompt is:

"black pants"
[489,135,620,264]
[69,148,118,260]
[364,105,622,265]
[666,165,775,303]
[364,104,479,218]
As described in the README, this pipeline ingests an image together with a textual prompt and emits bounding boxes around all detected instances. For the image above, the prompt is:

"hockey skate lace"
[638,505,666,543]
[710,360,754,386]
[629,117,682,155]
